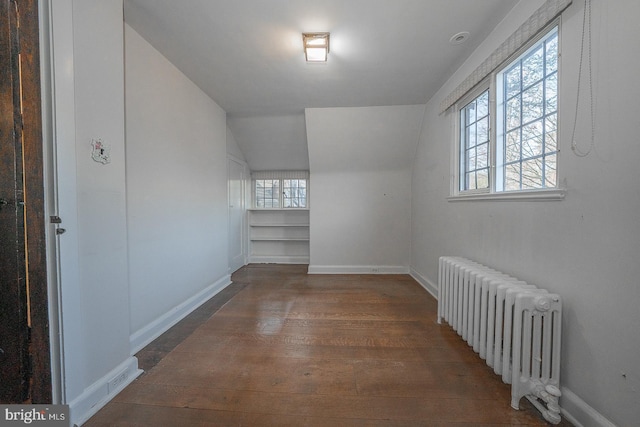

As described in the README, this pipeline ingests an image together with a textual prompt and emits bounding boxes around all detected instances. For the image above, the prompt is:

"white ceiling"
[123,0,519,170]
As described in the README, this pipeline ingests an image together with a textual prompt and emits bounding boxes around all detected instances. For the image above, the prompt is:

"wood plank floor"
[86,264,572,426]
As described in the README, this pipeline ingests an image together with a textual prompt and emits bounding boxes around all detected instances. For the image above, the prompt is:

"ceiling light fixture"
[449,31,470,45]
[302,32,330,62]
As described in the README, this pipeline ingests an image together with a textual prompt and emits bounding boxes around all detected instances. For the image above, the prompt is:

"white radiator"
[438,256,563,424]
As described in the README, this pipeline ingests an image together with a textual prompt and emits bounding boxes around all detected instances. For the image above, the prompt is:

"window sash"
[459,89,491,193]
[282,179,307,208]
[496,26,559,192]
[255,179,280,208]
[453,24,560,198]
[253,174,309,209]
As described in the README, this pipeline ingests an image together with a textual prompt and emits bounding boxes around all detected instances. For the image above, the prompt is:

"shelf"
[249,254,309,264]
[249,210,310,264]
[248,208,309,212]
[251,238,309,242]
[250,223,310,227]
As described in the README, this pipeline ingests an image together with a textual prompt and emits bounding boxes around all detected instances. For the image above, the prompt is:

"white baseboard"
[307,265,409,274]
[560,387,617,427]
[129,274,231,354]
[69,356,142,427]
[409,267,438,299]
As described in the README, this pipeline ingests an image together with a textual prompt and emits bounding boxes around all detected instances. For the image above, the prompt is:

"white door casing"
[228,155,246,273]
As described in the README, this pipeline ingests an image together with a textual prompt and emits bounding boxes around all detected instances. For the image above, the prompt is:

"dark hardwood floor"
[86,264,572,426]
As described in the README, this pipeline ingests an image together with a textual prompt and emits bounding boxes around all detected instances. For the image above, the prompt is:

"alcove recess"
[248,209,309,263]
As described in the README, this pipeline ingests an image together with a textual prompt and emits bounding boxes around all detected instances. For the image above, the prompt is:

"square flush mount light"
[302,32,330,62]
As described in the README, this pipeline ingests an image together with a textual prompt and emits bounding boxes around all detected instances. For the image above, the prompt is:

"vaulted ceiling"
[124,0,519,170]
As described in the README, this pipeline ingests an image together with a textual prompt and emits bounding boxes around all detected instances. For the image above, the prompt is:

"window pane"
[255,180,265,208]
[506,130,521,163]
[505,65,521,99]
[545,154,557,187]
[466,172,473,191]
[477,169,489,189]
[272,180,280,208]
[545,114,558,153]
[466,172,475,190]
[506,96,521,130]
[522,46,544,88]
[477,116,489,143]
[545,73,558,113]
[477,91,489,118]
[522,82,544,123]
[521,158,543,189]
[505,163,521,191]
[477,143,488,168]
[465,101,476,123]
[467,148,476,171]
[522,120,543,158]
[299,187,307,207]
[466,124,476,148]
[546,32,558,74]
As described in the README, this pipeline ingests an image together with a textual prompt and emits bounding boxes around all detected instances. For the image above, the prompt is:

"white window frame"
[254,178,281,209]
[281,178,308,208]
[252,175,309,209]
[454,81,493,196]
[450,21,565,202]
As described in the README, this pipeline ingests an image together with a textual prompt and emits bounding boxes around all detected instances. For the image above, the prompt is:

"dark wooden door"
[0,0,30,403]
[0,0,50,403]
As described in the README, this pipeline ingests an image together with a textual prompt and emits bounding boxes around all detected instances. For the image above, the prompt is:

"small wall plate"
[91,139,111,164]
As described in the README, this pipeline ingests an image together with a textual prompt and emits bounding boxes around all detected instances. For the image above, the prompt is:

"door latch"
[51,216,65,234]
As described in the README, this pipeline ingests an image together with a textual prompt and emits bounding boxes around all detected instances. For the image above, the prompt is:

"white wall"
[125,25,231,347]
[410,1,640,426]
[56,1,141,424]
[73,0,130,381]
[46,6,233,422]
[306,105,424,273]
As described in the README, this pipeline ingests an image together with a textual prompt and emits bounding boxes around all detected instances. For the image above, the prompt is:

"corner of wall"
[129,274,231,355]
[408,267,438,299]
[560,387,618,427]
[68,356,142,427]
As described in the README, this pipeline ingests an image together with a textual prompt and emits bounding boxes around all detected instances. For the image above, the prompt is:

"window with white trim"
[455,25,559,196]
[282,179,307,208]
[255,179,280,208]
[460,89,490,192]
[253,171,309,209]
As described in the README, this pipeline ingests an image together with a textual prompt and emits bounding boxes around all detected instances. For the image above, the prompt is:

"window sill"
[448,188,565,202]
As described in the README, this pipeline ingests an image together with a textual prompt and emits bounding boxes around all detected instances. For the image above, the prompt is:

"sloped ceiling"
[124,0,519,170]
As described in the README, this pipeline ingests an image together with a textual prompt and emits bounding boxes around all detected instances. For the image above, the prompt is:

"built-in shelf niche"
[248,209,309,264]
